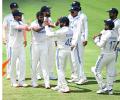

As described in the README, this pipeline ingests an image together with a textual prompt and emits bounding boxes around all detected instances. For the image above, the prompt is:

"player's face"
[104,23,109,30]
[45,11,51,17]
[70,10,78,17]
[60,22,65,28]
[109,12,115,19]
[11,8,18,13]
[38,16,44,21]
[14,15,22,21]
[38,15,44,23]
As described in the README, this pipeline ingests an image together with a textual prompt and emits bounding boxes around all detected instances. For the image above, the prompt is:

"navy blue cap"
[12,10,24,16]
[10,2,19,9]
[69,6,80,11]
[107,8,118,14]
[71,1,80,7]
[40,6,51,12]
[104,19,114,29]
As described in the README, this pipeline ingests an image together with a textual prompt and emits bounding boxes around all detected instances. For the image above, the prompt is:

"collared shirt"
[30,20,46,44]
[68,11,88,42]
[3,14,14,41]
[3,13,25,42]
[9,20,25,48]
[68,14,82,46]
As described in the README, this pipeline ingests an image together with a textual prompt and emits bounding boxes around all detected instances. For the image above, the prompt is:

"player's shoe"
[51,86,61,91]
[32,83,39,88]
[107,89,113,95]
[11,83,19,87]
[18,83,28,87]
[67,78,78,83]
[37,75,42,80]
[96,87,108,94]
[75,78,88,85]
[45,84,50,89]
[58,86,70,93]
[49,73,57,80]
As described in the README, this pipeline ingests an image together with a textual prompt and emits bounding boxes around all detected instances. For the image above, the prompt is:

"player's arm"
[30,22,44,32]
[44,18,56,28]
[32,26,44,32]
[23,30,27,47]
[2,25,7,44]
[45,26,66,37]
[14,24,29,30]
[93,30,105,40]
[94,33,109,48]
[2,17,8,44]
[83,15,88,46]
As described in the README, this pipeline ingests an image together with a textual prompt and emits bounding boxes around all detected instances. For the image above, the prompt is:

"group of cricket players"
[2,1,120,95]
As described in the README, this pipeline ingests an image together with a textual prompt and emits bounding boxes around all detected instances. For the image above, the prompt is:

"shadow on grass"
[97,92,120,96]
[26,84,57,88]
[113,90,120,95]
[25,78,31,80]
[114,79,120,83]
[25,77,58,81]
[69,85,92,93]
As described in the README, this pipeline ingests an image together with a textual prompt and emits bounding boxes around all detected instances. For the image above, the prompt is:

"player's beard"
[60,24,63,28]
[38,20,43,26]
[18,18,22,21]
[46,13,51,17]
[109,16,114,19]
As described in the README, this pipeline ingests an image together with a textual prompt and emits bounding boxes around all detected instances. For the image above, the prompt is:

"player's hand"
[2,38,7,45]
[23,41,27,47]
[55,17,62,26]
[93,34,102,40]
[83,41,87,46]
[55,41,57,47]
[24,25,29,31]
[44,20,50,26]
[93,35,97,40]
[71,45,76,51]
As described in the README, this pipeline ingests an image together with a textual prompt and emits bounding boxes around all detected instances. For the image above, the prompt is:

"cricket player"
[91,20,118,95]
[9,10,28,87]
[107,8,120,44]
[30,11,50,88]
[3,2,24,79]
[45,17,73,93]
[68,1,88,84]
[40,6,56,80]
[107,8,120,81]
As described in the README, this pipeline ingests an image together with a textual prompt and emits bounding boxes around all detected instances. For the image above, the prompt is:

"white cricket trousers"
[31,43,49,86]
[78,41,87,80]
[10,45,26,84]
[47,40,55,75]
[93,53,116,90]
[71,42,82,80]
[56,48,70,87]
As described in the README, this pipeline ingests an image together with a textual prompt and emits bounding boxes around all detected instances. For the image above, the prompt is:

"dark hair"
[60,17,69,26]
[36,11,44,18]
[104,20,114,30]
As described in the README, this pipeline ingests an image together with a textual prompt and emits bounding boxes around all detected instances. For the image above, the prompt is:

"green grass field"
[2,0,120,100]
